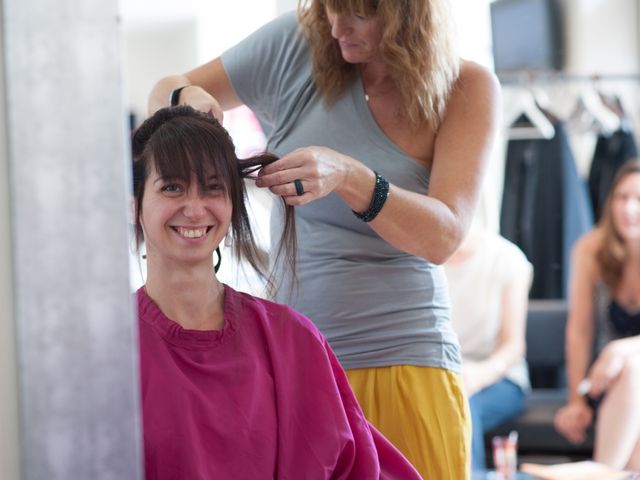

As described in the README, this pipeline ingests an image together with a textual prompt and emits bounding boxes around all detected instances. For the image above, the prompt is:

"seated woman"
[554,160,640,470]
[131,106,420,480]
[444,226,533,470]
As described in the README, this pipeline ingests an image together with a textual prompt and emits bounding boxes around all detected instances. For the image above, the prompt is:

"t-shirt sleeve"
[496,236,534,289]
[220,11,310,130]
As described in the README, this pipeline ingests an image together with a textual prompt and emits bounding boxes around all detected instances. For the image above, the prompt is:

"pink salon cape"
[137,285,421,480]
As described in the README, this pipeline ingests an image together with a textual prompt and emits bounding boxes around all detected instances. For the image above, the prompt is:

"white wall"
[275,0,296,15]
[125,20,199,126]
[122,0,277,124]
[563,0,639,75]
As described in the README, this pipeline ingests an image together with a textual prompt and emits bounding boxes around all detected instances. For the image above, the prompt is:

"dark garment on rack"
[588,128,638,221]
[500,121,593,299]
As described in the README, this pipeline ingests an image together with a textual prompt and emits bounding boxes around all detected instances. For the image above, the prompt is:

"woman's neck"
[144,259,225,331]
[359,61,395,96]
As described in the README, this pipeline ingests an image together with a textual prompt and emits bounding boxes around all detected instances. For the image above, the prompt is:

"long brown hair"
[596,159,640,291]
[297,0,460,131]
[131,106,296,296]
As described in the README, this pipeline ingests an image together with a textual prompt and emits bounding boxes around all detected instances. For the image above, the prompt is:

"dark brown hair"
[131,106,296,295]
[297,0,459,131]
[596,159,640,291]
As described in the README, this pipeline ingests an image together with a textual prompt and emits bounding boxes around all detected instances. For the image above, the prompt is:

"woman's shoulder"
[259,10,305,48]
[274,10,301,35]
[476,231,532,281]
[441,60,501,132]
[226,286,324,341]
[571,228,604,279]
[493,233,531,266]
[573,228,604,257]
[455,60,501,97]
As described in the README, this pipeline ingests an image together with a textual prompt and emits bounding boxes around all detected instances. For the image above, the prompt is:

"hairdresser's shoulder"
[456,59,501,100]
[256,10,301,37]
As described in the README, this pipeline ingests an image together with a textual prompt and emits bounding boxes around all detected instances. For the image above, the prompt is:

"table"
[471,470,540,480]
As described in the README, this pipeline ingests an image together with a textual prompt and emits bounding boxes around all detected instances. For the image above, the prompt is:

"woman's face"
[611,172,640,242]
[140,162,232,267]
[325,6,384,64]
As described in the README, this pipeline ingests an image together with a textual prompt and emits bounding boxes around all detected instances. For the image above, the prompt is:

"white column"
[0,3,20,477]
[2,0,143,478]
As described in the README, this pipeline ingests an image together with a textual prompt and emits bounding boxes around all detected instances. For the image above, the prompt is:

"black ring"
[294,179,304,196]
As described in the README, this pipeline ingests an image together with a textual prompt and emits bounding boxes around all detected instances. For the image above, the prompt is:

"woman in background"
[554,160,640,470]
[445,227,532,470]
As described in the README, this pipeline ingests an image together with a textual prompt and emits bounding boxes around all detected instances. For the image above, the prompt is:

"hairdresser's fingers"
[283,191,314,206]
[179,86,224,122]
[257,147,350,204]
[266,176,331,204]
[257,166,307,190]
[286,147,349,195]
[258,149,307,177]
[263,178,323,206]
[265,178,310,198]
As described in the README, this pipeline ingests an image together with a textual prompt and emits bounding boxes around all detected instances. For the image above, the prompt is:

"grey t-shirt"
[221,11,461,372]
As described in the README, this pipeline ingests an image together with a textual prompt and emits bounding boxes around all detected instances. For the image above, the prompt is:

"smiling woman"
[130,105,421,480]
[131,106,291,286]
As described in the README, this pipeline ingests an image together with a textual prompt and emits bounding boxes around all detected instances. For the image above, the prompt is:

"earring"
[224,233,233,248]
[214,247,222,273]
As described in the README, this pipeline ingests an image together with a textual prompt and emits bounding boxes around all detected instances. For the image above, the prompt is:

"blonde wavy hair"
[297,0,460,131]
[597,160,640,291]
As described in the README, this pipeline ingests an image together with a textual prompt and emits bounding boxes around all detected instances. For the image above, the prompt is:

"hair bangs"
[319,0,377,15]
[148,119,239,196]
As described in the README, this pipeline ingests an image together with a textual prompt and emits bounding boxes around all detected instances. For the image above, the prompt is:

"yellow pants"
[346,365,471,480]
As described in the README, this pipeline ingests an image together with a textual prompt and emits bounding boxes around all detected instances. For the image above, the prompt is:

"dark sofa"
[486,299,594,462]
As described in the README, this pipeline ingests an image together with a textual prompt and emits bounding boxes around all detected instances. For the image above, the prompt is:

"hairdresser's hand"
[255,146,351,206]
[178,85,224,122]
[554,401,593,444]
[588,340,628,397]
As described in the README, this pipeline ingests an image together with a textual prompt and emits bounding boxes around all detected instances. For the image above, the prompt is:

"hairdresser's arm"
[258,62,501,264]
[147,58,242,120]
[554,232,598,443]
[369,63,499,263]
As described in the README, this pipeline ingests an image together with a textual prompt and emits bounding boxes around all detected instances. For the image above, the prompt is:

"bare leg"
[626,437,640,471]
[594,356,640,469]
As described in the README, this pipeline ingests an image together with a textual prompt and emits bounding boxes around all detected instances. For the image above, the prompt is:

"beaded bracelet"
[352,171,390,222]
[169,86,189,107]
